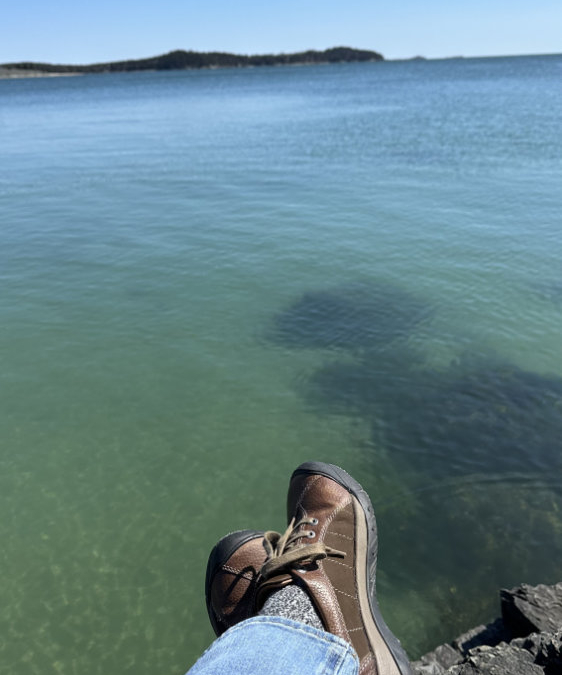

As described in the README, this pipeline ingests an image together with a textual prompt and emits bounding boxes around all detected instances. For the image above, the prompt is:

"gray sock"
[259,585,324,631]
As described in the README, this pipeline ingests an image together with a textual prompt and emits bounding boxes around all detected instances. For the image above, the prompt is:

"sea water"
[1,55,561,673]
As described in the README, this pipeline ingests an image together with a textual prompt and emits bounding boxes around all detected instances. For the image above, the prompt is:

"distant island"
[0,47,383,78]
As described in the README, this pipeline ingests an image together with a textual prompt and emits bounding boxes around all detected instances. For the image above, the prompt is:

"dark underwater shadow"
[261,286,562,656]
[374,473,562,658]
[300,347,562,656]
[264,281,433,351]
[303,350,562,479]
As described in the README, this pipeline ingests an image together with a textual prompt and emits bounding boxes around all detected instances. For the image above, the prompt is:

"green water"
[1,55,561,673]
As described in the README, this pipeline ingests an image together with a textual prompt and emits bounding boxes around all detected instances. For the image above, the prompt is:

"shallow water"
[1,55,561,673]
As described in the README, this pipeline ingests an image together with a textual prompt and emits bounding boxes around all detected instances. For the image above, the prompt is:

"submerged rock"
[383,360,562,477]
[267,282,431,351]
[302,351,562,652]
[304,352,562,478]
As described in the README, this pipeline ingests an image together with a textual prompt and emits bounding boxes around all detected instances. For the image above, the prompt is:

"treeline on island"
[2,47,384,74]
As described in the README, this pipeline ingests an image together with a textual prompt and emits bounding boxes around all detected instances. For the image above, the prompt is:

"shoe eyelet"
[311,518,319,525]
[307,530,316,538]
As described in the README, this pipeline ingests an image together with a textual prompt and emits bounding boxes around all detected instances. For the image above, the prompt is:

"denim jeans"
[187,616,359,675]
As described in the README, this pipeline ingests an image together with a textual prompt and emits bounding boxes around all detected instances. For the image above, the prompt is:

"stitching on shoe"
[333,587,358,600]
[312,498,354,644]
[295,474,322,519]
[324,558,353,570]
[359,652,374,674]
[328,531,354,541]
[319,498,355,645]
[221,564,255,581]
[347,626,364,632]
[293,481,354,643]
[320,496,352,539]
[308,575,351,642]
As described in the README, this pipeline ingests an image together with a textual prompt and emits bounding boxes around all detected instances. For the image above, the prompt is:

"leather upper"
[209,535,267,635]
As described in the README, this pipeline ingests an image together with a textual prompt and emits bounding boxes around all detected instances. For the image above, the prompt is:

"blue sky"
[2,0,560,64]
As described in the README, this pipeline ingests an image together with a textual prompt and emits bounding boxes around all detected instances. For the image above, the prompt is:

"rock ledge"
[411,582,562,675]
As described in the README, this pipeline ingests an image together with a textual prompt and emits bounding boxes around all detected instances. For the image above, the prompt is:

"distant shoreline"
[0,47,383,80]
[0,63,362,80]
[0,68,80,79]
[1,50,559,81]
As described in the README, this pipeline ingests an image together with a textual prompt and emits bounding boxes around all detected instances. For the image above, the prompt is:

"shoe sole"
[293,462,412,675]
[204,529,264,636]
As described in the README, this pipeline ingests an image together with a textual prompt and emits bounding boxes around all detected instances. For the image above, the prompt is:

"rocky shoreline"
[411,582,562,675]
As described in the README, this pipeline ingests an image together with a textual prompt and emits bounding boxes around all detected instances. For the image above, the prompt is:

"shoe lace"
[260,516,346,580]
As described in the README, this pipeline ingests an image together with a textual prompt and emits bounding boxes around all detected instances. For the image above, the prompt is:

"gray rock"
[512,630,562,673]
[448,643,544,675]
[501,583,562,637]
[410,661,447,675]
[453,618,511,654]
[432,644,464,668]
[412,583,562,675]
[411,644,463,675]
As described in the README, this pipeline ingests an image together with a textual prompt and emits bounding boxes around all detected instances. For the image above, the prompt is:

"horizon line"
[2,47,561,69]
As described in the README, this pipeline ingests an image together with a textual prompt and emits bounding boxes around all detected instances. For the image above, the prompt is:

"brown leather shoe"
[205,530,266,636]
[257,462,412,675]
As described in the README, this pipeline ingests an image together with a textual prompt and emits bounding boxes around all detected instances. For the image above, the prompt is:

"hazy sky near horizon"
[2,0,560,63]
